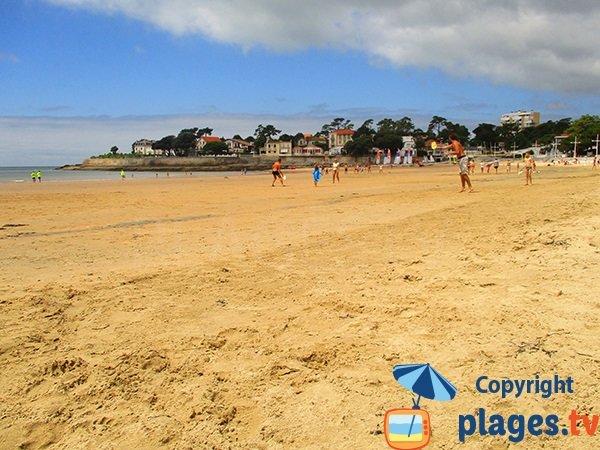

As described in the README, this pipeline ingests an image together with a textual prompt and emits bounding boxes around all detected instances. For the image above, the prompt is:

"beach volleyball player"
[438,135,474,193]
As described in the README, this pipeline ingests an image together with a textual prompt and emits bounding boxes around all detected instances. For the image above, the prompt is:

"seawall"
[72,155,373,171]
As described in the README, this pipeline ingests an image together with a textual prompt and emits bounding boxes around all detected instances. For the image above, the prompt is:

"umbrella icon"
[391,363,457,439]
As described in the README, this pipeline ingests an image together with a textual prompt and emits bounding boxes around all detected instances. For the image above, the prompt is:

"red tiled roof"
[333,129,355,135]
[202,136,221,143]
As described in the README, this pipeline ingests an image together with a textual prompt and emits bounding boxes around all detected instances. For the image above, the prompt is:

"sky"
[1,0,599,166]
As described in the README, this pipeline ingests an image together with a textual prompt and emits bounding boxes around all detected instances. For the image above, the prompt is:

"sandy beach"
[1,164,599,449]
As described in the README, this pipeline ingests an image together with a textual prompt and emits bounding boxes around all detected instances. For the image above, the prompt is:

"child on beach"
[120,169,125,180]
[313,164,321,187]
[523,152,535,185]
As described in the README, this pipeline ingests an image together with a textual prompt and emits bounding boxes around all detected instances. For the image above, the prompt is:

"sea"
[0,167,249,183]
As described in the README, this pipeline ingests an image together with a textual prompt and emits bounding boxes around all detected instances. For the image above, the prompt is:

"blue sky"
[1,0,599,165]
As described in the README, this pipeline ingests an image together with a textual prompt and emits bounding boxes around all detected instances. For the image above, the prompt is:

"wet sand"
[1,165,599,449]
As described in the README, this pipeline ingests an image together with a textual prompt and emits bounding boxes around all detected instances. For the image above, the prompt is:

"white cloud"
[45,0,600,93]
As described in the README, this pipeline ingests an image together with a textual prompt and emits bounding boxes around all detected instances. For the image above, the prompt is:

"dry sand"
[1,165,599,449]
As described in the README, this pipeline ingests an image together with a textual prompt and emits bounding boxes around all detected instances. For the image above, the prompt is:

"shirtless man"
[439,135,474,193]
[271,158,285,187]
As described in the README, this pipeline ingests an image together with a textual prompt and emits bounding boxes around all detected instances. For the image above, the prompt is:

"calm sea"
[0,167,249,183]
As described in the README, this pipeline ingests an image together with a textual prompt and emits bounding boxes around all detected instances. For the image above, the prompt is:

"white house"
[132,139,158,155]
[225,138,252,154]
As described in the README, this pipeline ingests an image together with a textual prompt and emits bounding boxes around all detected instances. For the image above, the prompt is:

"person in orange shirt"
[271,158,285,187]
[439,135,474,193]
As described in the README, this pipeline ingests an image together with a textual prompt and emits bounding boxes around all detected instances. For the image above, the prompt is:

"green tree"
[110,146,119,155]
[201,141,228,155]
[153,135,176,154]
[355,119,375,137]
[498,122,520,150]
[196,127,213,137]
[427,116,448,138]
[344,135,373,157]
[471,123,498,149]
[442,121,470,144]
[374,118,406,150]
[320,118,354,138]
[174,129,199,156]
[565,115,600,154]
[254,124,281,150]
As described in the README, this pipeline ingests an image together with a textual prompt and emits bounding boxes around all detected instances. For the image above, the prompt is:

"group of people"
[439,135,539,189]
[30,170,42,183]
[271,135,543,191]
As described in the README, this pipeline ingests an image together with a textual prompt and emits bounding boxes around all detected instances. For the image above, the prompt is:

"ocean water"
[0,167,249,183]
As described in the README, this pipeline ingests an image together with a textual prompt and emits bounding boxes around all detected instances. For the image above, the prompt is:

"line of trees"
[141,114,600,157]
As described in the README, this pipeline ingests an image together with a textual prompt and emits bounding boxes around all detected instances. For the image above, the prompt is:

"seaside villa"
[329,129,355,149]
[132,139,161,156]
[262,140,292,156]
[225,138,252,154]
[292,145,325,156]
[196,136,223,152]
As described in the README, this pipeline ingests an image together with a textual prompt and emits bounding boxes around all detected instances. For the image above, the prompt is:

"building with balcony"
[225,138,252,154]
[328,129,355,149]
[500,111,541,130]
[132,139,158,155]
[262,140,292,156]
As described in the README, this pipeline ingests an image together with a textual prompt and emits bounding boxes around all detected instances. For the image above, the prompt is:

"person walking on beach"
[313,164,321,187]
[439,135,474,193]
[271,158,285,187]
[36,170,42,182]
[332,159,341,184]
[120,169,125,180]
[31,170,37,183]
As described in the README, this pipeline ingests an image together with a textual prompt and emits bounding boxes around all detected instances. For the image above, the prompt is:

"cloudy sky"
[1,0,599,165]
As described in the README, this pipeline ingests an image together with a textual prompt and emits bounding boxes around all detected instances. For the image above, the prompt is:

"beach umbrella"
[392,363,457,406]
[392,363,457,438]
